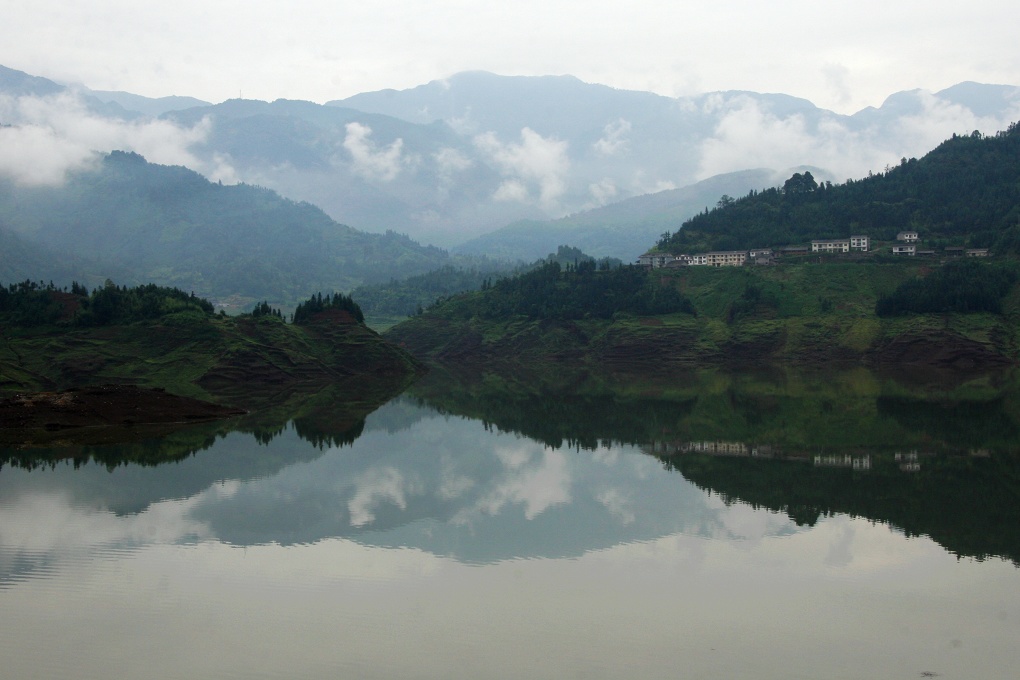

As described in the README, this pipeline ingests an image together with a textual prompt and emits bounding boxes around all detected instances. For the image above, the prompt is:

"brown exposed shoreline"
[0,384,246,432]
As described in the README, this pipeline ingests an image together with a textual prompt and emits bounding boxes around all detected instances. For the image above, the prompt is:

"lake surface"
[2,368,1019,679]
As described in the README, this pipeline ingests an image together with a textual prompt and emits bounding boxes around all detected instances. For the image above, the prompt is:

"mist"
[0,92,236,186]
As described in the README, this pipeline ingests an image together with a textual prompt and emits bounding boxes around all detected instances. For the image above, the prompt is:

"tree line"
[875,259,1018,316]
[435,260,695,321]
[292,292,365,324]
[0,279,213,327]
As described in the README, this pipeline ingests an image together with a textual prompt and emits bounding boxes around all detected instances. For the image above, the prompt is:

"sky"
[2,0,1019,114]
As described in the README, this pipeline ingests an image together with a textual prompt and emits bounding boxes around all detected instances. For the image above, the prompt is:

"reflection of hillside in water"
[411,365,1020,565]
[655,447,1020,566]
[0,376,411,510]
[409,365,1020,454]
[3,365,1018,580]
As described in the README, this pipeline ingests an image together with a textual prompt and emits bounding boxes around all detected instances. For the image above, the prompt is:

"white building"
[705,251,748,267]
[636,251,678,268]
[811,239,850,253]
[850,235,870,251]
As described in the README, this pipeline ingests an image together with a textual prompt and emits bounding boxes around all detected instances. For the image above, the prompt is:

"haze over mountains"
[2,63,1019,267]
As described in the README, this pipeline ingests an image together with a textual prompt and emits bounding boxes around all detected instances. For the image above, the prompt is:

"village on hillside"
[638,231,991,268]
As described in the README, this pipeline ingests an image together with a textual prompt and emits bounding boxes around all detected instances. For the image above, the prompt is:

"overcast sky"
[2,1,1019,113]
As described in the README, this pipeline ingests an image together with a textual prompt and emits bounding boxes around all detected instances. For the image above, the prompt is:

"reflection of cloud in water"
[0,488,225,555]
[716,502,793,546]
[454,445,572,523]
[825,517,857,568]
[596,488,635,526]
[348,467,412,527]
[0,483,237,586]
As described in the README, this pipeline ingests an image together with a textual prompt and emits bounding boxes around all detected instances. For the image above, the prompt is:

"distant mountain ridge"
[452,168,826,262]
[2,63,1019,257]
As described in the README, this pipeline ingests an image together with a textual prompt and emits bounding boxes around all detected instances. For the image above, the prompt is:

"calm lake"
[2,367,1019,679]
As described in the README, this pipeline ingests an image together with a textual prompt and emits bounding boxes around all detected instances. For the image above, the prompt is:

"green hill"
[661,122,1020,253]
[386,260,1020,371]
[0,282,423,406]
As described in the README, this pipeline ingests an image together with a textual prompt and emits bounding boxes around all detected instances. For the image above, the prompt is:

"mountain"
[452,168,821,263]
[2,65,1019,256]
[0,64,63,97]
[85,90,211,117]
[0,151,451,304]
[0,224,113,286]
[0,64,131,119]
[158,98,522,244]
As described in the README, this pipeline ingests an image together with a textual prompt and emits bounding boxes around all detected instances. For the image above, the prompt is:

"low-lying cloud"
[696,91,1020,183]
[0,92,235,185]
[696,95,887,182]
[342,121,407,181]
[593,118,632,156]
[474,127,570,210]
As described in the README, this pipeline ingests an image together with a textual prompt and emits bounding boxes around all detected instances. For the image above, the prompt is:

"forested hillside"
[661,122,1020,254]
[0,281,420,402]
[351,246,621,319]
[0,152,451,304]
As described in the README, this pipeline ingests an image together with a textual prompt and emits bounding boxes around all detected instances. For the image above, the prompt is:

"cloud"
[696,96,867,180]
[587,178,617,206]
[891,90,1020,156]
[493,179,529,203]
[434,147,472,174]
[593,118,631,156]
[342,121,406,181]
[474,127,570,210]
[0,92,234,185]
[822,63,852,108]
[697,91,1020,184]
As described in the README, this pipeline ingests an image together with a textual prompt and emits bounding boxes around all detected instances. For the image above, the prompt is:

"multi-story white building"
[704,251,748,267]
[850,235,870,251]
[636,251,678,268]
[811,239,850,253]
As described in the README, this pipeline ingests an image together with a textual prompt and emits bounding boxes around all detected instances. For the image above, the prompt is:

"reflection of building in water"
[895,451,921,472]
[683,441,747,456]
[650,441,987,476]
[813,454,872,470]
[649,440,774,458]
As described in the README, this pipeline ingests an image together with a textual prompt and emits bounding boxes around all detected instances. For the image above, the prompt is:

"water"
[1,369,1019,679]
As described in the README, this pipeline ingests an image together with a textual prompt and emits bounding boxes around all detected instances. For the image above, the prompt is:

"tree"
[782,172,818,195]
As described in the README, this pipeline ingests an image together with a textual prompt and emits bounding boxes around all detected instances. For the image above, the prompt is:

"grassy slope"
[0,311,422,407]
[386,261,1020,370]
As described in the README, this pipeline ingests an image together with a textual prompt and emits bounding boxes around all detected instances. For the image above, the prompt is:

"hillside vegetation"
[350,245,622,322]
[661,122,1020,253]
[1,282,422,406]
[388,124,1020,371]
[386,261,1020,370]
